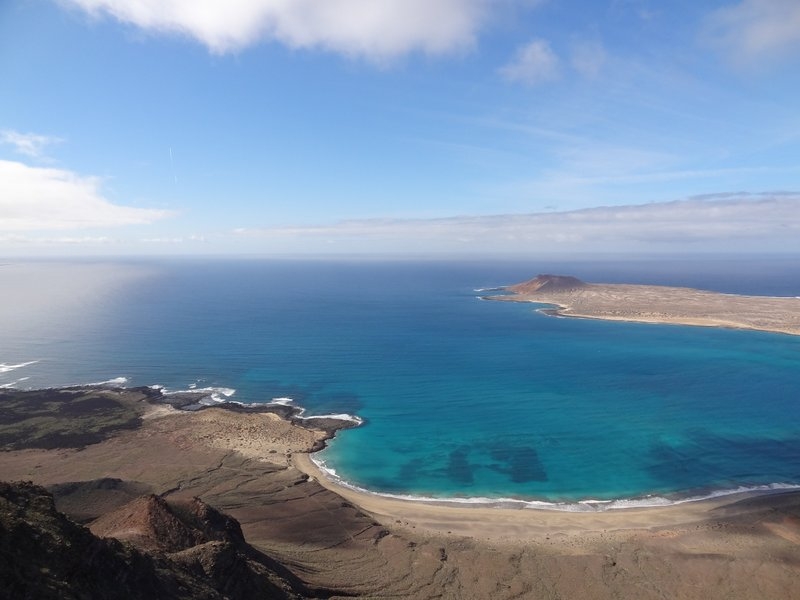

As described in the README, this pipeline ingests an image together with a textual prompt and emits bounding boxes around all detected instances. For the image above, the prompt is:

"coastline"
[294,452,800,542]
[488,281,800,336]
[3,385,800,598]
[8,382,800,518]
[150,384,800,527]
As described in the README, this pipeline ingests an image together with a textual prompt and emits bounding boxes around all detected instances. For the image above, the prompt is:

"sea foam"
[264,397,363,424]
[85,376,129,387]
[155,384,239,405]
[0,376,30,389]
[0,360,38,374]
[191,386,237,403]
[302,413,364,425]
[268,397,296,406]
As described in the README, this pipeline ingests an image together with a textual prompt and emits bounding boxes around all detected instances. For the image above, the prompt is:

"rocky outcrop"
[0,481,311,599]
[90,494,223,553]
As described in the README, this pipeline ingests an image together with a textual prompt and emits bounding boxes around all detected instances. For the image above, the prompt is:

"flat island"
[489,274,800,336]
[2,386,800,599]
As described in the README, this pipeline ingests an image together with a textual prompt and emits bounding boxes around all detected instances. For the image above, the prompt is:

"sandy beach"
[491,275,800,336]
[2,386,799,599]
[292,453,798,541]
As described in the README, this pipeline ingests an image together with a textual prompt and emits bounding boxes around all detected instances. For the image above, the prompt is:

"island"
[1,385,799,599]
[487,274,800,336]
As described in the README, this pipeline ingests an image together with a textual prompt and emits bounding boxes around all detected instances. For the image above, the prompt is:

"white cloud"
[570,40,607,78]
[235,193,800,253]
[500,37,610,87]
[0,159,172,231]
[1,130,63,159]
[705,0,800,66]
[499,38,560,85]
[60,0,513,59]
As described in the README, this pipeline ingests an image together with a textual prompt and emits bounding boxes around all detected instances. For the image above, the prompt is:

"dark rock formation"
[0,481,313,599]
[0,388,142,450]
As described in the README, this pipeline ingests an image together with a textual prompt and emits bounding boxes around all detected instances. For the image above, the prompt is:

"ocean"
[2,256,799,508]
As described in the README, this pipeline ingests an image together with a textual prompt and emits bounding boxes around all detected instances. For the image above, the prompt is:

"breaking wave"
[264,397,363,424]
[0,360,38,374]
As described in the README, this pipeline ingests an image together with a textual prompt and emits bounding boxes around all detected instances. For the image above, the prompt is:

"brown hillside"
[0,481,312,599]
[507,274,586,294]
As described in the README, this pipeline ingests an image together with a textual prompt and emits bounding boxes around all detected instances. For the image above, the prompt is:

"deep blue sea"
[2,256,799,508]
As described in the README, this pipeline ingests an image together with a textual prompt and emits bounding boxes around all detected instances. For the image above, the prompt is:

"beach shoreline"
[293,450,800,542]
[146,386,800,533]
[8,382,800,522]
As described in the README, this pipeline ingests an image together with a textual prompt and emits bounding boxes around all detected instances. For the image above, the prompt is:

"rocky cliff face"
[508,274,586,294]
[0,481,310,600]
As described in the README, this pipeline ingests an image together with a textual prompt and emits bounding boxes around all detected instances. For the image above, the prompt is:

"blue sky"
[1,0,799,256]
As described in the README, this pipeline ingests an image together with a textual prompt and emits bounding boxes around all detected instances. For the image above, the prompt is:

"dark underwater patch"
[447,447,475,485]
[489,444,548,483]
[647,430,800,491]
[398,457,428,482]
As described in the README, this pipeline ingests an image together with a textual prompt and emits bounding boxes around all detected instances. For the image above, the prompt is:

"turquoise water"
[1,258,799,505]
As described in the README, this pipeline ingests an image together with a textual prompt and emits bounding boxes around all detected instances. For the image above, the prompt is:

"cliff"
[0,481,310,600]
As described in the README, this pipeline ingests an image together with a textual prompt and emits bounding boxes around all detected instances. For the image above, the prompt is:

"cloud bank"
[235,193,800,253]
[0,160,171,231]
[61,0,516,59]
[705,0,800,66]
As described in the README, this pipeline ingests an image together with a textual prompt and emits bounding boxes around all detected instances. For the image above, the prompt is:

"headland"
[488,274,800,336]
[2,385,799,599]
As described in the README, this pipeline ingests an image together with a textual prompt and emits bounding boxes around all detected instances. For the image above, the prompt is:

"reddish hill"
[90,494,244,553]
[508,274,586,294]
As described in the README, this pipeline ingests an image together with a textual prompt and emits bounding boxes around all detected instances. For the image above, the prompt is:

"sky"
[1,0,799,257]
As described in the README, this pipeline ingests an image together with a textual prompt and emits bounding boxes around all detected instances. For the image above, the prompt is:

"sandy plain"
[2,387,799,599]
[493,281,800,336]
